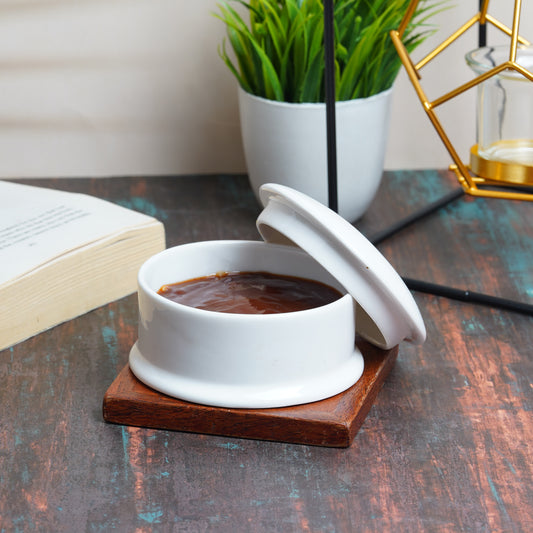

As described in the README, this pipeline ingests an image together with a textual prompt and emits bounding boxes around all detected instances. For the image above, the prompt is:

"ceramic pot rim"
[238,85,393,111]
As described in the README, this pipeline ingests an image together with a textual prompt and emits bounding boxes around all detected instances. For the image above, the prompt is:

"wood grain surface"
[1,171,532,532]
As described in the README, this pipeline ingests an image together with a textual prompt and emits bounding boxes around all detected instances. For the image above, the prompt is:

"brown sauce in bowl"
[157,271,342,314]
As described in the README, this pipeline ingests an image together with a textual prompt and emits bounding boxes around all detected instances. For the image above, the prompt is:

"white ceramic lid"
[257,183,426,350]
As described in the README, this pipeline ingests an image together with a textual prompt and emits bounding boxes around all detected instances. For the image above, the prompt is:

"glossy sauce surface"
[157,271,342,314]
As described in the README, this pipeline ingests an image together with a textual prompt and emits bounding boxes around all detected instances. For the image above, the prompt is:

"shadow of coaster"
[103,339,398,448]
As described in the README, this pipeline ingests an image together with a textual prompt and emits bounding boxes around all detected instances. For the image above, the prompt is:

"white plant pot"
[238,87,393,222]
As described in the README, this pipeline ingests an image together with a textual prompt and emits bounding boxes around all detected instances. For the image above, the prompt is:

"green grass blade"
[214,0,446,102]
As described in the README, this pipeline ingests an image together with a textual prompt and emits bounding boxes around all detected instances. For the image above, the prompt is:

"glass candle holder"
[466,45,533,182]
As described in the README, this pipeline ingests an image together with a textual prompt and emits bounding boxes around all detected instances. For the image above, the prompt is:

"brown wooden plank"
[103,339,398,447]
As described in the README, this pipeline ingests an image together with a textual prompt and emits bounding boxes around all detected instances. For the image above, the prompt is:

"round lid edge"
[257,183,426,349]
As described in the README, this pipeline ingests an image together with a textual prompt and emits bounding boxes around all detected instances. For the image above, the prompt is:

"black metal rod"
[404,277,533,316]
[479,0,487,46]
[368,189,533,316]
[369,187,464,246]
[323,0,338,212]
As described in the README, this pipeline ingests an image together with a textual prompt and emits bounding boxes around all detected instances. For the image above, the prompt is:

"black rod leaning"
[368,189,533,316]
[323,0,338,212]
[404,277,533,316]
[369,187,464,246]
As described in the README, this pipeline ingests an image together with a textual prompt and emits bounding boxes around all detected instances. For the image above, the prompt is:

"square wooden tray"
[103,339,397,448]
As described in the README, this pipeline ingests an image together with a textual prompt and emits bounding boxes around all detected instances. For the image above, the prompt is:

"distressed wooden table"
[1,171,532,532]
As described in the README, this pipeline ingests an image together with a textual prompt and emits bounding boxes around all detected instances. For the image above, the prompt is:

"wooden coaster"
[103,339,398,448]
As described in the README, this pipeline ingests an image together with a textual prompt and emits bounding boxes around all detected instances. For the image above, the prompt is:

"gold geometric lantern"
[391,0,533,201]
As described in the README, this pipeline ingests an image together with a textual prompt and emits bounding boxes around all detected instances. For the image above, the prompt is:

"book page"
[0,180,158,286]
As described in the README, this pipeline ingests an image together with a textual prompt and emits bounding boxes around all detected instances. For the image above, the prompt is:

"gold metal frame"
[391,0,533,201]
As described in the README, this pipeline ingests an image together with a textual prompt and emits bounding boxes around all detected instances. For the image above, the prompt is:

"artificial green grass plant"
[215,0,442,103]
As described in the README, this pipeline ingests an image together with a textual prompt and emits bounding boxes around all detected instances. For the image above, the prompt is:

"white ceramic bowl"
[129,240,364,408]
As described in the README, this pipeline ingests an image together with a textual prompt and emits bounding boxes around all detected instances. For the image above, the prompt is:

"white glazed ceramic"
[129,240,364,409]
[238,87,393,222]
[257,183,426,350]
[129,184,426,409]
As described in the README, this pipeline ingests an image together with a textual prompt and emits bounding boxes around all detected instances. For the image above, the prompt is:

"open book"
[0,180,166,351]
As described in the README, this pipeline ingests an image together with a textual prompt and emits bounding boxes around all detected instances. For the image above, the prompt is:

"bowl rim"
[137,239,352,320]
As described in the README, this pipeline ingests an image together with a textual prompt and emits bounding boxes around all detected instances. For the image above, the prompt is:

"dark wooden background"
[1,170,532,532]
